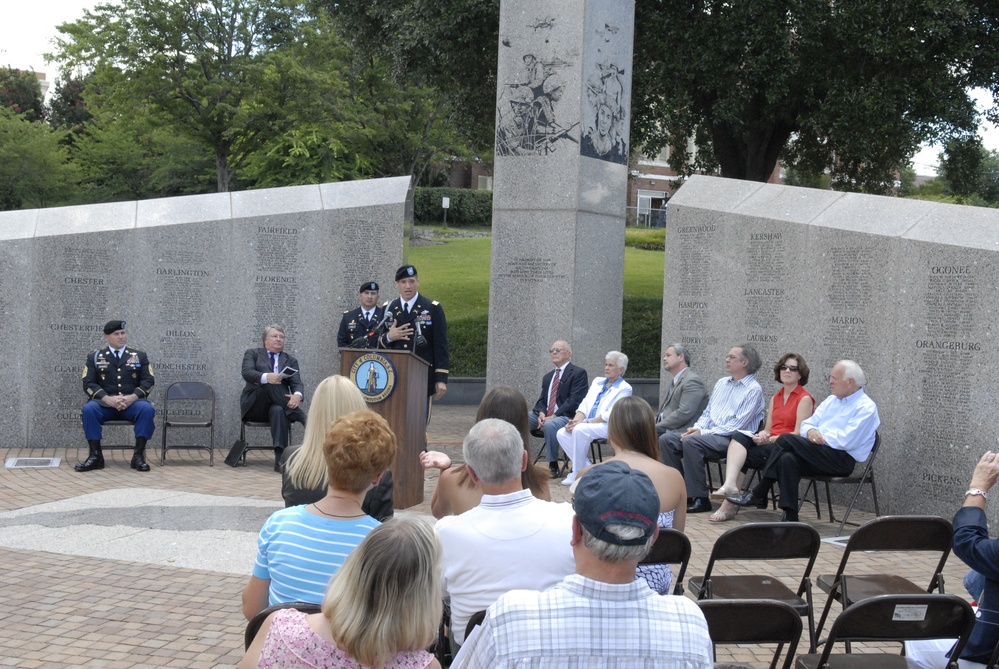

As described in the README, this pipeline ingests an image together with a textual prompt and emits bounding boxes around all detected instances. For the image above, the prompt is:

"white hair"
[837,360,866,387]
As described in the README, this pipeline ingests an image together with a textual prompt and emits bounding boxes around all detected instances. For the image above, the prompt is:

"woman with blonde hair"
[240,516,443,669]
[573,395,686,594]
[242,410,397,620]
[420,385,550,518]
[281,375,393,519]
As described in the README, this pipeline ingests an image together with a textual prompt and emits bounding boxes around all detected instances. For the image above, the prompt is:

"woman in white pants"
[556,350,632,485]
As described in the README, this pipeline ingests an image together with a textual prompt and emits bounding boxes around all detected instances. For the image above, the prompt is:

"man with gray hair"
[729,360,880,522]
[656,343,708,434]
[454,460,713,668]
[437,418,575,649]
[661,344,765,514]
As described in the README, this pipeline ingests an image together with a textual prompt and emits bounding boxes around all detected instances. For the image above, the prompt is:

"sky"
[3,0,996,177]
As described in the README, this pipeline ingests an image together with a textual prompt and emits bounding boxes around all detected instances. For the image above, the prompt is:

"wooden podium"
[340,348,429,508]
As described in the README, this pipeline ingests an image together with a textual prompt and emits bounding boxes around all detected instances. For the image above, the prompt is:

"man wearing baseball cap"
[455,460,712,668]
[77,320,156,472]
[336,281,384,349]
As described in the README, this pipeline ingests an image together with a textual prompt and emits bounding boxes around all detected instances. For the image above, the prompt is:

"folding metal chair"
[639,527,691,595]
[813,515,953,646]
[799,431,882,535]
[796,594,974,669]
[160,381,215,465]
[689,521,821,652]
[698,599,802,669]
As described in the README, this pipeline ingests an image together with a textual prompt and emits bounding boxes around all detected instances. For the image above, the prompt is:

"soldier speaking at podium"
[77,319,156,472]
[337,281,385,349]
[379,265,450,401]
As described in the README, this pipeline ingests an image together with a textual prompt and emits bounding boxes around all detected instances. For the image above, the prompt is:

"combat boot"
[131,437,150,472]
[75,440,105,472]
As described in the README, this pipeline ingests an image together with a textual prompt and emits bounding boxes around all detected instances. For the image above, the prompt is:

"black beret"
[359,281,379,293]
[104,320,126,334]
[395,265,418,281]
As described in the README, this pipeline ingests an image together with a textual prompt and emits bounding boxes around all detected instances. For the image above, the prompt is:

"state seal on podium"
[349,352,396,403]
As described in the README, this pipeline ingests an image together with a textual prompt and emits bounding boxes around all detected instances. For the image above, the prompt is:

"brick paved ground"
[0,405,970,667]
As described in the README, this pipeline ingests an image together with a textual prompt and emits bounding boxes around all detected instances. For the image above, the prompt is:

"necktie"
[547,368,561,415]
[269,352,277,372]
[588,381,612,419]
[114,350,121,362]
[404,303,411,315]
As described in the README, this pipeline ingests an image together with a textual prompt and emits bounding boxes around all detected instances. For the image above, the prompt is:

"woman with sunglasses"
[708,353,814,522]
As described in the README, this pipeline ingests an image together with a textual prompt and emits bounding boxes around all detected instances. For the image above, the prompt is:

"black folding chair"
[796,594,974,668]
[698,599,802,669]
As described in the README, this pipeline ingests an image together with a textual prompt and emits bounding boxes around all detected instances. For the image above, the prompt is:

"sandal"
[709,486,738,500]
[708,509,737,522]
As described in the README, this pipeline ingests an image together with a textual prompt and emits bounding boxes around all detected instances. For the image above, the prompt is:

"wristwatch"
[965,488,988,501]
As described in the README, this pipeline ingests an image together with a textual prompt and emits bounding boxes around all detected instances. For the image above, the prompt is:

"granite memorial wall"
[487,0,635,402]
[2,177,410,451]
[666,175,999,522]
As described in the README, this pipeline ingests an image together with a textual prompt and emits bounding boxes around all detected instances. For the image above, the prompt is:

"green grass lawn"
[408,229,664,376]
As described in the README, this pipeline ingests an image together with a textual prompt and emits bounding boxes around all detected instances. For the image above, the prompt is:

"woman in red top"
[708,353,814,522]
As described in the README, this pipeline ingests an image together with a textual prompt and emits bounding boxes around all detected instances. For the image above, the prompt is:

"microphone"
[376,308,394,332]
[414,318,427,349]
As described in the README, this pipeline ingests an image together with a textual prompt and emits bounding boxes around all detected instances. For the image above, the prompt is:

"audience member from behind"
[576,396,687,594]
[421,386,550,518]
[437,418,575,649]
[240,516,443,669]
[454,460,712,669]
[242,411,397,620]
[280,375,393,520]
[709,353,814,522]
[906,451,999,669]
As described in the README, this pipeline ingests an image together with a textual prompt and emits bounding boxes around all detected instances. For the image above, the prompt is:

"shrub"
[414,187,493,227]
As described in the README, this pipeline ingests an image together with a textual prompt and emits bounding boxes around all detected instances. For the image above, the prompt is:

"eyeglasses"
[780,365,799,372]
[549,348,565,354]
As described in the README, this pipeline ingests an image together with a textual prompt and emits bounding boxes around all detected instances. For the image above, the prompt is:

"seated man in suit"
[240,324,306,471]
[655,343,708,435]
[728,359,879,522]
[556,350,633,486]
[528,340,589,477]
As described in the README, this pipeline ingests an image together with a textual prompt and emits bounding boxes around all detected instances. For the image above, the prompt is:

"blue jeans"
[528,412,569,463]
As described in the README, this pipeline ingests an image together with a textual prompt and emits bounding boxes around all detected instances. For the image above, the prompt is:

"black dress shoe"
[274,461,282,473]
[548,462,560,478]
[727,491,764,508]
[130,453,150,472]
[74,454,105,472]
[687,497,712,513]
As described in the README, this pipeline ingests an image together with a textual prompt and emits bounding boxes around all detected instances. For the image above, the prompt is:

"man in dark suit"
[240,324,306,470]
[379,265,449,401]
[655,343,708,435]
[77,319,156,472]
[336,281,385,349]
[528,340,589,477]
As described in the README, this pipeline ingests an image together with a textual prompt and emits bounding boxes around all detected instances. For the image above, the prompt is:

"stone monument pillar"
[487,0,636,402]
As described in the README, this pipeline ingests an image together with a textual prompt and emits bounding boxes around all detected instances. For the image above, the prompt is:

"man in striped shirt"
[660,344,765,514]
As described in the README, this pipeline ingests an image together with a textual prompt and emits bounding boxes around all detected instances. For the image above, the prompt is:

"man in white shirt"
[437,418,576,648]
[729,359,880,521]
[454,460,713,669]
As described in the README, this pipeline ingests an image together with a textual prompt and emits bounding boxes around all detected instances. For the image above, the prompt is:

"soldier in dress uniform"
[77,319,156,472]
[336,281,385,349]
[379,265,450,401]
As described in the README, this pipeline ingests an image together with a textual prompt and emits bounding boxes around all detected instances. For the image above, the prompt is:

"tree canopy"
[334,0,999,192]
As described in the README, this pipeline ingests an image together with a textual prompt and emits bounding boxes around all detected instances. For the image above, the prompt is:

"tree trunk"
[216,145,234,192]
[712,119,794,183]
